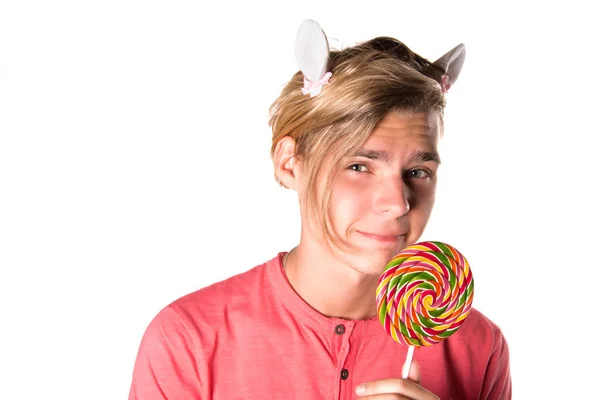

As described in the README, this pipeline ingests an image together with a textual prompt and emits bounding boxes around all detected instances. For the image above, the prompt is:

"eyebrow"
[353,149,442,164]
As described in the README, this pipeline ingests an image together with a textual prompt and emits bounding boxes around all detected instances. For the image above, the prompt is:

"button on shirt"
[340,369,349,380]
[129,253,512,400]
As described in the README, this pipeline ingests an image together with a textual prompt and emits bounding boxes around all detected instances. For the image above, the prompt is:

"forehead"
[366,110,441,146]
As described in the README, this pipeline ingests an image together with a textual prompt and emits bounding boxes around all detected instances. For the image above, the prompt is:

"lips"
[357,230,406,242]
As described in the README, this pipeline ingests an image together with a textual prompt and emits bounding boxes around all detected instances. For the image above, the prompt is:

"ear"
[431,43,466,86]
[272,136,301,190]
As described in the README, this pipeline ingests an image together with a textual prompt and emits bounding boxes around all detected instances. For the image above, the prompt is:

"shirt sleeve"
[480,328,512,400]
[128,306,202,400]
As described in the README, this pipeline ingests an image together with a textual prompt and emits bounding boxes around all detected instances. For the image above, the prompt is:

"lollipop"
[376,241,474,378]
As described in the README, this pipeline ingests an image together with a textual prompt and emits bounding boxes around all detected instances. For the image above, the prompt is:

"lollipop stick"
[401,346,415,379]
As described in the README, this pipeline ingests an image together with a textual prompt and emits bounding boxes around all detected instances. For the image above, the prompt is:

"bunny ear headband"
[295,19,466,97]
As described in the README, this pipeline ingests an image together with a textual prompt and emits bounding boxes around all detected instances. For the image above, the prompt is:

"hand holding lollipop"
[376,241,474,378]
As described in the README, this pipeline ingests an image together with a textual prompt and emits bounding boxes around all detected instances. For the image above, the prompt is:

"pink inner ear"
[441,75,451,93]
[301,72,332,97]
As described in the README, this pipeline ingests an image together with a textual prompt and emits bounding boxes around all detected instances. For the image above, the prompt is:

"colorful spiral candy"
[376,241,474,347]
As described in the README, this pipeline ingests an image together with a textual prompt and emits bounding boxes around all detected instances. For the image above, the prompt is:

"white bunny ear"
[432,43,466,86]
[295,19,330,82]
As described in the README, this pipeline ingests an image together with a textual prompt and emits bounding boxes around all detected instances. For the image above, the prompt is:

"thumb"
[406,360,421,384]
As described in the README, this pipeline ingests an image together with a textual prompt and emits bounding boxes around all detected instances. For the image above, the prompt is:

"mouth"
[357,230,406,243]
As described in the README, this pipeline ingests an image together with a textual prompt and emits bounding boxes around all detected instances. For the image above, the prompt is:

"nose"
[373,177,410,218]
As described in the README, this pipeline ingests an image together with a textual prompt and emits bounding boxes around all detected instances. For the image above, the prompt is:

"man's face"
[325,110,441,275]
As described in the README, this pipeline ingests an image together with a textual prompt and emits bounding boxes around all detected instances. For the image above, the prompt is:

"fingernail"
[355,385,365,395]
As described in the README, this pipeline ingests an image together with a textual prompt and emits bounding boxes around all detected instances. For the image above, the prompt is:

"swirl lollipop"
[376,241,474,378]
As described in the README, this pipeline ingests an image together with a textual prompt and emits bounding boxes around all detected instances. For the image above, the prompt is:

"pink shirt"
[129,253,511,399]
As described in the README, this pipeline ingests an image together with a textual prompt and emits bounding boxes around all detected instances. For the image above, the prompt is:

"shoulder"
[129,257,279,399]
[455,310,512,398]
[173,260,269,308]
[452,307,508,352]
[152,255,278,335]
[460,308,501,334]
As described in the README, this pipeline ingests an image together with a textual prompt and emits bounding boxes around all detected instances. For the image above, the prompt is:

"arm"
[128,306,202,400]
[480,329,512,400]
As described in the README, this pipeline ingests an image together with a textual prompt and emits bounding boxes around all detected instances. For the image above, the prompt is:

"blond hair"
[269,37,446,250]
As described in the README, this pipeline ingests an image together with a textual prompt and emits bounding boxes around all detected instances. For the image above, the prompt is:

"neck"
[283,238,379,320]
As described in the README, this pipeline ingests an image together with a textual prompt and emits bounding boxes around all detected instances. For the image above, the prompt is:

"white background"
[1,1,599,399]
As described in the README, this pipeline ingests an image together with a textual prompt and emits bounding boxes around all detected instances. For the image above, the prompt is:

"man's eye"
[349,164,368,172]
[407,169,430,179]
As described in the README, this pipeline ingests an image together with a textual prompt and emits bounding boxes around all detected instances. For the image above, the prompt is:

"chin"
[344,249,400,277]
[333,234,413,275]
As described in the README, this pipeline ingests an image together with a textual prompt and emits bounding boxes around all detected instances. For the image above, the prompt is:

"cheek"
[329,179,372,225]
[410,181,437,208]
[408,185,437,230]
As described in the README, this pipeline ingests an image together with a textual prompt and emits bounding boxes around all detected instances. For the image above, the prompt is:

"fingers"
[407,360,420,384]
[355,363,439,400]
[355,378,427,399]
[355,379,411,398]
[356,395,411,400]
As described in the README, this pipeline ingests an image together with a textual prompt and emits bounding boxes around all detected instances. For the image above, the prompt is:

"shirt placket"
[331,322,356,400]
